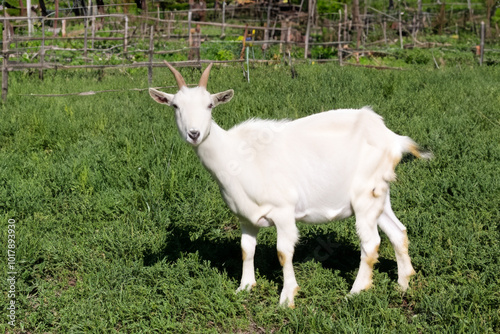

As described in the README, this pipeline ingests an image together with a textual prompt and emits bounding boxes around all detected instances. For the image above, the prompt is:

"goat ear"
[149,88,174,106]
[212,89,234,107]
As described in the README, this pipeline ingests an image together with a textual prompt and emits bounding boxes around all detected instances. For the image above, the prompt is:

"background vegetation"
[0,63,499,332]
[2,0,500,67]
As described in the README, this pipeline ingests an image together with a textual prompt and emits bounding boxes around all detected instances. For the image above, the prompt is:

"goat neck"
[193,120,232,174]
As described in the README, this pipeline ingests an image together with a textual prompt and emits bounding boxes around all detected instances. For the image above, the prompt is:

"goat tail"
[400,136,433,160]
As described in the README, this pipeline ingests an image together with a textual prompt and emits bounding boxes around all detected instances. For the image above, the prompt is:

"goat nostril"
[188,130,200,141]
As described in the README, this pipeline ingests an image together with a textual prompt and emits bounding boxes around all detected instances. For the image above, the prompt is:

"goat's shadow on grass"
[143,223,399,287]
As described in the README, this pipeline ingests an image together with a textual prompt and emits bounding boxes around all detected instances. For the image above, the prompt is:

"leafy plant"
[310,46,336,59]
[215,49,235,61]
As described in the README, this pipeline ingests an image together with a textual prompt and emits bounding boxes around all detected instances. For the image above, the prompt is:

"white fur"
[149,77,426,308]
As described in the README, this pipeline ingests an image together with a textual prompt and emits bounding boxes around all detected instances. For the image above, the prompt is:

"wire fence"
[1,1,499,101]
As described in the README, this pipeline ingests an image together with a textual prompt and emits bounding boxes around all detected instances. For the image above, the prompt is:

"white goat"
[149,62,430,308]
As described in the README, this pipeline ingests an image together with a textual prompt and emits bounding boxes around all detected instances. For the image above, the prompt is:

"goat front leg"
[236,222,259,292]
[274,211,300,308]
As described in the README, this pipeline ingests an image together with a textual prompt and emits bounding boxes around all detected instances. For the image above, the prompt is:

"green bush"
[215,49,235,61]
[310,46,336,59]
[393,48,432,65]
[317,0,345,14]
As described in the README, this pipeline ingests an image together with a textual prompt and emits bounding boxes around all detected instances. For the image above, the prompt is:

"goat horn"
[198,63,213,88]
[163,61,186,89]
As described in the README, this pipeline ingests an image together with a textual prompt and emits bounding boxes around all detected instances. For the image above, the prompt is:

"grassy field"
[1,63,499,333]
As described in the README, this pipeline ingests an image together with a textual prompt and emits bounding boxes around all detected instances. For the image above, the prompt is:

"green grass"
[1,64,499,333]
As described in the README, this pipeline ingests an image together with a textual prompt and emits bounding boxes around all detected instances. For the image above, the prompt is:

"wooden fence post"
[398,5,403,49]
[480,21,485,65]
[84,16,89,63]
[467,0,475,33]
[2,26,9,102]
[91,8,96,50]
[364,2,369,46]
[62,19,66,37]
[286,18,291,53]
[263,2,271,51]
[148,25,154,85]
[124,16,128,54]
[353,0,361,48]
[338,18,343,65]
[188,9,192,39]
[412,15,416,40]
[383,19,387,45]
[304,0,314,59]
[39,19,45,80]
[343,4,348,42]
[196,25,201,63]
[417,0,422,34]
[54,0,59,33]
[167,12,173,39]
[240,25,248,60]
[27,0,33,36]
[221,1,226,38]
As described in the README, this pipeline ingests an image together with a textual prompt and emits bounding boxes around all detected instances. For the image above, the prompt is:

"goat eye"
[172,104,179,109]
[208,103,214,109]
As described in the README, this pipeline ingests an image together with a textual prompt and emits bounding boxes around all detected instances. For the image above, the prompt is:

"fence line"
[0,9,344,101]
[1,2,498,102]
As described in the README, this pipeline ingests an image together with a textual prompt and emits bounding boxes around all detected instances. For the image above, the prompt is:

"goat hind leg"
[350,189,385,294]
[351,213,381,294]
[378,194,415,290]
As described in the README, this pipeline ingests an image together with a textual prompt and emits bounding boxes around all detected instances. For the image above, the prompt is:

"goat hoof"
[279,285,300,308]
[236,282,256,293]
[397,268,416,291]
